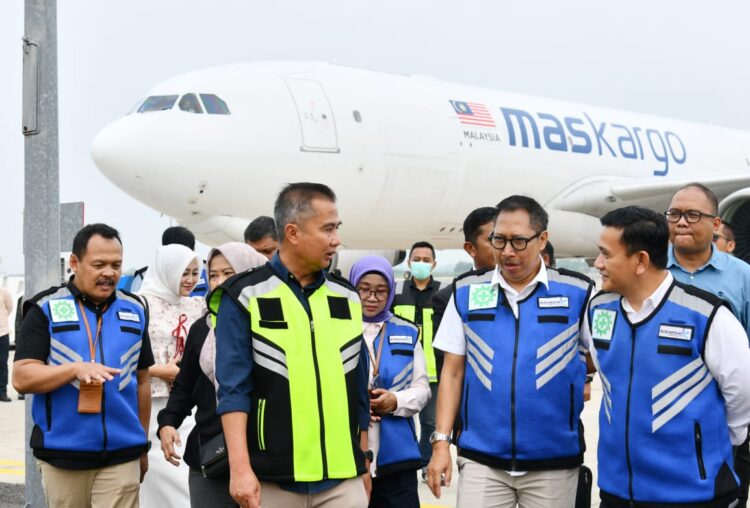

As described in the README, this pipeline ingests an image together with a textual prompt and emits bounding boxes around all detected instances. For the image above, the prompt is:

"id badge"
[78,381,103,414]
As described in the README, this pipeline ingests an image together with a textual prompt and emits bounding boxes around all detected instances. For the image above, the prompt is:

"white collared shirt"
[582,272,750,445]
[434,258,548,355]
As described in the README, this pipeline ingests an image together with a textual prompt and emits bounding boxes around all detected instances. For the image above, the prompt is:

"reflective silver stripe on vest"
[36,287,73,309]
[120,341,141,365]
[341,340,362,374]
[251,339,289,379]
[535,333,578,375]
[547,269,591,291]
[652,364,708,415]
[652,357,704,398]
[536,322,579,359]
[463,324,494,360]
[454,271,494,290]
[253,339,287,366]
[652,370,712,432]
[390,364,414,392]
[237,277,284,309]
[116,290,144,309]
[467,341,493,374]
[466,351,492,391]
[50,337,83,364]
[536,340,579,389]
[668,286,715,318]
[253,351,290,379]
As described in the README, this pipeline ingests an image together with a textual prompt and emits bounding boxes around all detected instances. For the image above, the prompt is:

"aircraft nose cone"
[91,115,154,192]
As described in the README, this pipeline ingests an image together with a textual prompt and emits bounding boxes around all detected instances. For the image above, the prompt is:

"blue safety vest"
[590,281,739,506]
[453,267,592,471]
[29,285,149,460]
[373,316,423,476]
[191,267,209,297]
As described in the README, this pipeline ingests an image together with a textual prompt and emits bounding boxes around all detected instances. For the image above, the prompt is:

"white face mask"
[410,261,432,280]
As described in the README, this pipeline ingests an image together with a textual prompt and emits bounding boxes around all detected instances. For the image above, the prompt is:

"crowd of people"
[9,181,750,508]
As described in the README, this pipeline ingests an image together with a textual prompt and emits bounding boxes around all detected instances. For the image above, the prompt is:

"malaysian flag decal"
[450,100,496,127]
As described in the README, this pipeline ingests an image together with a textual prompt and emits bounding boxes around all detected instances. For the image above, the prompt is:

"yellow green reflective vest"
[391,277,445,383]
[210,265,367,482]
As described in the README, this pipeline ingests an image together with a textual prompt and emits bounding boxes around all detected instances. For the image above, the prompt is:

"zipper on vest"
[625,328,636,504]
[99,324,108,454]
[510,317,520,470]
[308,318,329,477]
[694,422,707,480]
[569,384,574,431]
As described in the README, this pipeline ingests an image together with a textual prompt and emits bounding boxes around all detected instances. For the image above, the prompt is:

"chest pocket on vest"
[257,298,289,329]
[51,324,81,333]
[538,315,569,324]
[327,296,351,320]
[467,313,494,322]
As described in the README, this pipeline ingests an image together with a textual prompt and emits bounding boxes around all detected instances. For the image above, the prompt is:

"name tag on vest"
[49,299,79,323]
[389,335,413,345]
[118,311,140,323]
[468,284,499,311]
[658,324,693,341]
[538,296,569,308]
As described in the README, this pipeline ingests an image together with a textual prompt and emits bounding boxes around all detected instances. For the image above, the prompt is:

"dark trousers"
[0,334,8,395]
[188,469,237,508]
[737,430,750,507]
[418,382,438,468]
[369,469,419,508]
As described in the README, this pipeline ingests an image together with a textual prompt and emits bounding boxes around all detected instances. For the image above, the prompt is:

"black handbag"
[199,433,229,478]
[575,464,593,508]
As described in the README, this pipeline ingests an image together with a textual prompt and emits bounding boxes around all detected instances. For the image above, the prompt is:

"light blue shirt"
[667,245,750,341]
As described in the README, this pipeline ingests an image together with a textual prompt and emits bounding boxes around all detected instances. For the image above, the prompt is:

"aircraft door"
[284,78,339,153]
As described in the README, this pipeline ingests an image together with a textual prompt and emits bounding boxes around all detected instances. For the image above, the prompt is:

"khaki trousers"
[456,457,578,508]
[259,477,368,508]
[38,458,140,508]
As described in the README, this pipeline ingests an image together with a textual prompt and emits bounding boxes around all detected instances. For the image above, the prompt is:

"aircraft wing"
[553,173,750,217]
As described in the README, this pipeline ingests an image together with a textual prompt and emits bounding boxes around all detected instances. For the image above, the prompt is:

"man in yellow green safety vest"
[391,241,445,478]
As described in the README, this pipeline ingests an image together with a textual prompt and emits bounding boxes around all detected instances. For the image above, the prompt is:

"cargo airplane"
[91,61,750,264]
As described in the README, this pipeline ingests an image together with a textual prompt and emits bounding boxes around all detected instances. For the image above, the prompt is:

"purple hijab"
[349,255,395,323]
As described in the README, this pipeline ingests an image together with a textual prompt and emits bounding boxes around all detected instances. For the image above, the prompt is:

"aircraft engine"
[719,189,750,262]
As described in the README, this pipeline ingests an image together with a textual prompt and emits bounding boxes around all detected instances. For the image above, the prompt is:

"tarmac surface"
[0,351,603,507]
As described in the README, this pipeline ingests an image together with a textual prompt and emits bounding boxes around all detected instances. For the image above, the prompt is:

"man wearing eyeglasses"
[427,195,593,507]
[666,183,750,507]
[714,222,737,255]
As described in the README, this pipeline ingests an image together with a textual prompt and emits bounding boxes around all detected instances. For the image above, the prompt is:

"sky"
[2,0,750,275]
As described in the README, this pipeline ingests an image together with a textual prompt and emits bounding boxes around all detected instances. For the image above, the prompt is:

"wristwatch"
[429,431,452,445]
[364,449,374,462]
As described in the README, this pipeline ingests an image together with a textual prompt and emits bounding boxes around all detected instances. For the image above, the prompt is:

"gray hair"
[273,182,337,240]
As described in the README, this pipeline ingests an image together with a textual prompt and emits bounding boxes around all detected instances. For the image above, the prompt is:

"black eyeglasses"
[487,232,541,251]
[664,209,716,224]
[713,233,729,242]
[356,288,389,301]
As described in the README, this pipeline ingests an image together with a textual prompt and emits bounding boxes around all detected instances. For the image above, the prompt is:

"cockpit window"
[200,94,231,115]
[137,95,178,113]
[179,94,203,114]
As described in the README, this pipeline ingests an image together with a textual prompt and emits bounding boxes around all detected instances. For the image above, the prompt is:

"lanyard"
[367,323,387,378]
[78,300,106,363]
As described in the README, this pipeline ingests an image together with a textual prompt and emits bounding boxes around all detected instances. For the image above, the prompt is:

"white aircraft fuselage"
[91,61,750,258]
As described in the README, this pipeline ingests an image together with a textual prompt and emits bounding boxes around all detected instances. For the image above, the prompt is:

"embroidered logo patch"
[117,311,140,323]
[591,309,616,341]
[389,335,413,345]
[50,299,78,323]
[538,296,569,308]
[468,284,498,311]
[658,324,693,341]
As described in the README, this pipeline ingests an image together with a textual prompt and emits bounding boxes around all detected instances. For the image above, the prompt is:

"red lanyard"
[171,313,188,358]
[78,300,107,363]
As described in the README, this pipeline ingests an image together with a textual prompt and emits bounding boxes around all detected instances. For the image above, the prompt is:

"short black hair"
[675,183,719,215]
[274,182,336,240]
[463,207,497,244]
[409,241,436,259]
[72,223,121,260]
[496,195,548,233]
[600,206,669,269]
[244,216,278,243]
[542,241,555,267]
[721,221,735,242]
[162,226,195,250]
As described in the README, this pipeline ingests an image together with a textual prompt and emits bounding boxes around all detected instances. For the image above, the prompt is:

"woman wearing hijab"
[350,256,431,508]
[138,243,207,507]
[157,242,267,508]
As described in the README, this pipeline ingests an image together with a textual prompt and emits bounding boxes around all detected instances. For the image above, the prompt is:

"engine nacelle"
[719,188,750,262]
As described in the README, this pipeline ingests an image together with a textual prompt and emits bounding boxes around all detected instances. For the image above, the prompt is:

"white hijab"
[138,244,199,305]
